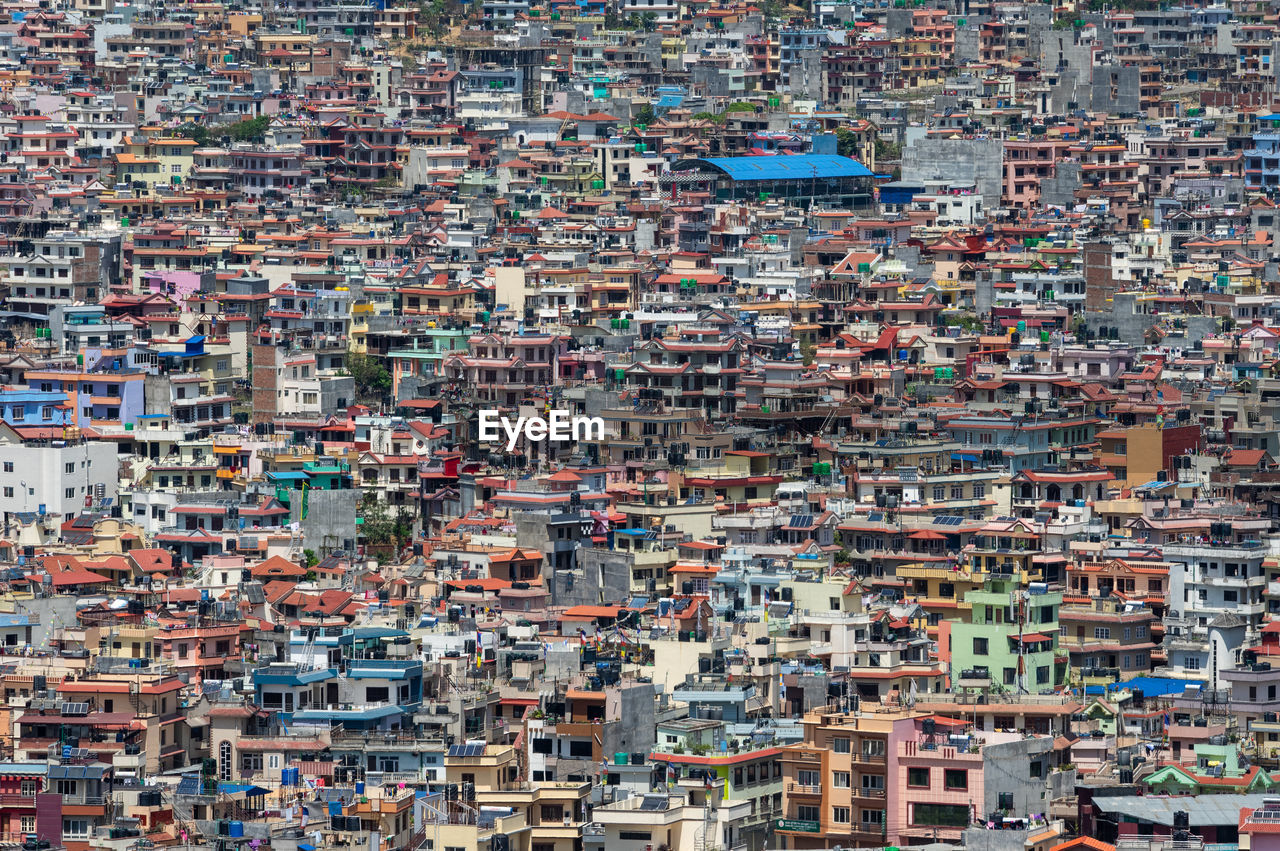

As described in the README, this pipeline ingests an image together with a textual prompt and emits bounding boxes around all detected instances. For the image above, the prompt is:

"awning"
[1016,632,1051,643]
[929,715,970,727]
[951,452,978,462]
[907,530,947,540]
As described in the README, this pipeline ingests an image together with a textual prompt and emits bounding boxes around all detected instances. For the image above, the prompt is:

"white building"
[1165,537,1268,685]
[0,423,119,527]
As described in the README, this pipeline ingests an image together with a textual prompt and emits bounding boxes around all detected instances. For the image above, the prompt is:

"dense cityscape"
[0,2,1275,851]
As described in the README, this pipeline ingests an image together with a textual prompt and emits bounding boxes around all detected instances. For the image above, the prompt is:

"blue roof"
[682,154,875,182]
[267,471,311,481]
[1084,676,1202,697]
[1121,676,1202,697]
[218,782,270,796]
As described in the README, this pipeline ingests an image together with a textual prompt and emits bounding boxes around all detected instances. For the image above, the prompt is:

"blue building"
[1245,125,1280,192]
[0,389,71,426]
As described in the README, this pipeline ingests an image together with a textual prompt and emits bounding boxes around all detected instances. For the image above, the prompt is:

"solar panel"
[789,515,813,529]
[933,516,964,526]
[640,796,667,810]
[867,512,884,522]
[61,702,88,716]
[447,745,467,757]
[176,776,201,796]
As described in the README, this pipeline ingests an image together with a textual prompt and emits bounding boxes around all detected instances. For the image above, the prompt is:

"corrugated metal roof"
[1093,794,1273,826]
[679,153,875,181]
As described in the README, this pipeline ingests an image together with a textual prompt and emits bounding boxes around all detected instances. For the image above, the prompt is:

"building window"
[943,770,968,791]
[1094,627,1110,639]
[833,772,850,788]
[832,737,850,753]
[907,767,930,787]
[796,805,820,822]
[20,816,34,834]
[833,807,850,824]
[912,803,969,827]
[972,637,988,655]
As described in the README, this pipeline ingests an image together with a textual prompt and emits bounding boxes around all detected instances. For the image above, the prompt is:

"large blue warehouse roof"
[677,154,875,181]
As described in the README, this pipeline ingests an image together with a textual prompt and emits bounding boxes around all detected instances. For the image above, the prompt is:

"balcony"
[786,783,822,796]
[852,788,888,805]
[0,795,36,808]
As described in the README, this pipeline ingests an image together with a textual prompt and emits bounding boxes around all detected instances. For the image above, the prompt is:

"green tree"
[874,138,903,162]
[633,104,657,126]
[302,549,319,569]
[345,349,392,406]
[225,115,271,143]
[358,493,414,561]
[359,493,397,545]
[176,123,212,146]
[835,127,858,158]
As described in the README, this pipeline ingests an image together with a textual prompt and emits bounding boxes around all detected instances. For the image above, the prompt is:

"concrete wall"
[15,596,78,651]
[1091,64,1142,114]
[983,737,1059,817]
[962,828,1033,851]
[603,683,658,760]
[1040,161,1082,209]
[1083,292,1218,348]
[562,547,633,608]
[318,375,355,413]
[901,136,1004,209]
[291,487,359,555]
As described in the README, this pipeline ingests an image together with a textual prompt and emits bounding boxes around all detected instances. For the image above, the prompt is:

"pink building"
[887,716,1027,843]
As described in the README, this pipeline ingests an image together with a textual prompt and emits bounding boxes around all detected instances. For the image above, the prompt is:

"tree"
[835,127,858,158]
[358,493,413,561]
[302,549,319,569]
[225,115,271,143]
[799,340,817,366]
[176,123,212,146]
[874,138,903,162]
[345,349,392,407]
[633,104,657,126]
[359,494,397,545]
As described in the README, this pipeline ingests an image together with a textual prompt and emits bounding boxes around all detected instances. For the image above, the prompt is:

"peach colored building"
[1003,139,1074,210]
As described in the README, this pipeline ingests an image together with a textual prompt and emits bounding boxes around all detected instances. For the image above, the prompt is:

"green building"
[950,575,1064,694]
